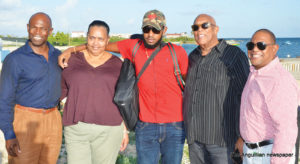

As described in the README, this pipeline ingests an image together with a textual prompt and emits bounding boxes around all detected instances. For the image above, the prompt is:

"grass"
[116,154,137,164]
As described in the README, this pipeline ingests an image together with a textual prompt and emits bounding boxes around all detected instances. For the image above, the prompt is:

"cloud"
[55,0,78,13]
[0,1,40,36]
[0,0,78,36]
[0,0,21,10]
[54,0,78,31]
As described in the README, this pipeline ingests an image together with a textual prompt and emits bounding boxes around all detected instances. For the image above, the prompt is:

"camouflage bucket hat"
[142,9,166,31]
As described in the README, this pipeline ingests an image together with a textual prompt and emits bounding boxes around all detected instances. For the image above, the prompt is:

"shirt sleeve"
[0,55,20,140]
[117,39,140,61]
[60,74,68,100]
[231,51,250,137]
[267,80,298,164]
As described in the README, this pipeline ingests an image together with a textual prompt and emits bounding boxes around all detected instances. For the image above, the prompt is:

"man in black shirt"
[183,14,250,164]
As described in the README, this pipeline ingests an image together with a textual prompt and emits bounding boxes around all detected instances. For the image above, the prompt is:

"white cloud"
[54,0,78,31]
[0,2,40,36]
[0,0,21,10]
[55,0,78,13]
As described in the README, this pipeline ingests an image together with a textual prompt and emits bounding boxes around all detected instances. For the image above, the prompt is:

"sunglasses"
[191,22,215,31]
[246,42,274,50]
[142,26,161,34]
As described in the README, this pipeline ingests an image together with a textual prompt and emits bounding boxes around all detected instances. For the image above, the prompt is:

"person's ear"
[272,44,279,55]
[48,27,53,36]
[27,24,30,33]
[214,25,219,34]
[162,26,168,35]
[107,36,110,45]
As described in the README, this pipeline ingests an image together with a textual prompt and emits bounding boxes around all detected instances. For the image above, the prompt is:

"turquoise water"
[182,38,300,58]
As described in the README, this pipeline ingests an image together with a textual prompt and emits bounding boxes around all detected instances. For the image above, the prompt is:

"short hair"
[87,20,110,35]
[29,12,52,27]
[252,29,276,44]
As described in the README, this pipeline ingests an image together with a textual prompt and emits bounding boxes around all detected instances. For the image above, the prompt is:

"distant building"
[110,33,131,38]
[165,32,188,38]
[71,31,86,38]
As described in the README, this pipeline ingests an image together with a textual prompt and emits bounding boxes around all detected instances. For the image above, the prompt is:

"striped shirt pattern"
[183,39,250,147]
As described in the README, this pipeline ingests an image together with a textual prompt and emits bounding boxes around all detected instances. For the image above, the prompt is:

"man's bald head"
[192,14,219,49]
[27,12,53,48]
[194,14,216,26]
[29,12,52,28]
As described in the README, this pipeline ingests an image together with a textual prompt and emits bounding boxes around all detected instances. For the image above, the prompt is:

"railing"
[281,62,300,80]
[282,63,300,72]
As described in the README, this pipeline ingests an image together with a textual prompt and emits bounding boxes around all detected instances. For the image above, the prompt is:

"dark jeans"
[188,141,234,164]
[135,121,185,164]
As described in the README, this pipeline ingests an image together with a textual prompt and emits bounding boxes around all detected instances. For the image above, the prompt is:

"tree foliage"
[163,36,195,44]
[1,32,195,46]
[48,31,70,46]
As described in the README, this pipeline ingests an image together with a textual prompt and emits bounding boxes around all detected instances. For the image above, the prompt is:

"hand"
[58,48,72,68]
[235,137,244,158]
[120,132,129,152]
[6,138,21,157]
[58,44,87,68]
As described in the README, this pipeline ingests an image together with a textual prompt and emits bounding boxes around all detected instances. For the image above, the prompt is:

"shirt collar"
[215,39,227,53]
[196,39,227,55]
[250,56,280,75]
[24,40,55,55]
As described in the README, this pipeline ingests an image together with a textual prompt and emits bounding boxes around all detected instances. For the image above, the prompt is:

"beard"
[142,36,163,49]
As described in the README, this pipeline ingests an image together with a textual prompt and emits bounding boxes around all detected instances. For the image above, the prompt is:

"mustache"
[142,36,163,49]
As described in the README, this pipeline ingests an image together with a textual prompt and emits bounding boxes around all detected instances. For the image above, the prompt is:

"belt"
[15,104,57,114]
[245,140,273,149]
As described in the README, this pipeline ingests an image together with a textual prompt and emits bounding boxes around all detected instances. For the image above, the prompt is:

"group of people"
[0,8,299,164]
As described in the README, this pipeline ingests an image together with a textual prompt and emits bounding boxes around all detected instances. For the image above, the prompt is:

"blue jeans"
[135,121,185,164]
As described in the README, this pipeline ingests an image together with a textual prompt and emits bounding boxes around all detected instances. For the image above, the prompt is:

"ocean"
[1,38,299,61]
[181,38,300,58]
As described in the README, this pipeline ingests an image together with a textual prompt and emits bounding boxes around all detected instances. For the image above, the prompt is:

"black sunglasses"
[142,26,161,34]
[191,22,215,31]
[246,42,274,51]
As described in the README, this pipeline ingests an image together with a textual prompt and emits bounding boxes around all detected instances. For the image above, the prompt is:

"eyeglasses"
[191,22,215,31]
[246,42,274,51]
[142,26,161,34]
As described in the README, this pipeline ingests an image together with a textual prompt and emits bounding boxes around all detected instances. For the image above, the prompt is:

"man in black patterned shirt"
[183,14,249,164]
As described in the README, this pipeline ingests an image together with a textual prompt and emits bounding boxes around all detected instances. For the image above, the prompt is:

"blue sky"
[0,0,299,38]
